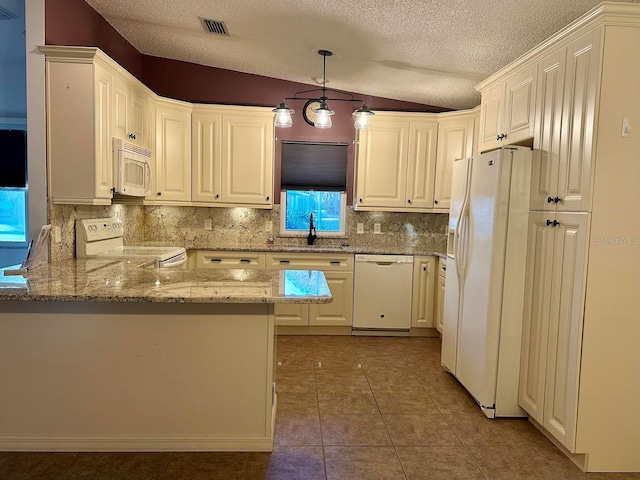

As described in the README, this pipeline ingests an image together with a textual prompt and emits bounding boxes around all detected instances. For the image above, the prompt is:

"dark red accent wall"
[45,0,143,79]
[46,0,451,205]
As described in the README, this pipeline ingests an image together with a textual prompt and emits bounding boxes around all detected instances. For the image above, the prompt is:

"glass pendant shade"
[313,102,335,129]
[352,104,375,130]
[272,102,294,128]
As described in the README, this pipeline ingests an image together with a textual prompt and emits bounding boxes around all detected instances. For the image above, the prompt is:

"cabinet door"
[274,304,309,326]
[309,271,353,327]
[543,212,590,451]
[192,112,222,203]
[518,212,556,423]
[406,121,437,209]
[154,104,192,202]
[478,82,505,152]
[436,273,446,334]
[531,49,567,211]
[94,65,114,201]
[130,87,151,149]
[355,119,409,208]
[434,115,474,210]
[112,75,130,142]
[221,114,274,205]
[411,256,436,328]
[558,29,601,212]
[504,63,537,143]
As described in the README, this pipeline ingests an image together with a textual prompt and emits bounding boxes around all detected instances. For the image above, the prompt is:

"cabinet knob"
[423,266,427,271]
[434,200,439,205]
[554,196,562,204]
[110,187,116,193]
[442,266,446,271]
[215,193,220,199]
[553,220,560,227]
[157,192,162,196]
[547,196,554,203]
[496,133,507,141]
[128,133,136,140]
[359,198,363,203]
[266,196,270,201]
[407,199,412,204]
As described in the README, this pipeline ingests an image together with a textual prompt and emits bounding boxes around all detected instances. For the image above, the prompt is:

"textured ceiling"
[85,0,639,110]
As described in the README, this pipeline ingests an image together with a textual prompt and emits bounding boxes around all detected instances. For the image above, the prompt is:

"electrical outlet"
[265,220,273,232]
[373,223,382,234]
[356,223,364,234]
[204,219,213,231]
[53,226,62,243]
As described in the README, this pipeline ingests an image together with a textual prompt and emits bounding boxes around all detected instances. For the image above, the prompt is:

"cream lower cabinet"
[435,258,446,334]
[194,251,266,269]
[192,105,274,208]
[519,211,590,452]
[410,256,436,328]
[149,99,192,203]
[266,253,354,327]
[355,113,437,211]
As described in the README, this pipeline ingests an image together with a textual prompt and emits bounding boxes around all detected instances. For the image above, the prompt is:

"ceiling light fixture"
[272,50,375,130]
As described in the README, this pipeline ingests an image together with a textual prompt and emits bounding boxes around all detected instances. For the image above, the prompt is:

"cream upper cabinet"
[478,63,537,152]
[411,256,436,328]
[355,113,437,211]
[530,48,567,211]
[192,106,274,207]
[42,48,114,205]
[112,71,153,150]
[434,112,475,210]
[151,100,192,203]
[519,212,589,452]
[557,29,601,213]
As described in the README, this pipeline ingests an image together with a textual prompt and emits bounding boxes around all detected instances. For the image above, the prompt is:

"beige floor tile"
[160,452,247,480]
[0,452,93,480]
[466,444,560,480]
[321,413,392,446]
[374,389,440,415]
[384,414,461,446]
[444,413,531,446]
[244,446,325,480]
[428,386,483,416]
[273,413,322,446]
[412,368,461,390]
[324,446,406,480]
[313,355,363,371]
[315,369,370,391]
[365,367,425,391]
[318,389,379,415]
[277,336,314,349]
[275,371,317,393]
[276,390,319,414]
[396,446,486,480]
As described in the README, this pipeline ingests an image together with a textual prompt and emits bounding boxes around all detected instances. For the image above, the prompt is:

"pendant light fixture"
[272,50,374,130]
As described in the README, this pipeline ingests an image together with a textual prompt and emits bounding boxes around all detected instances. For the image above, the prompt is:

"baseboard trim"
[0,435,274,452]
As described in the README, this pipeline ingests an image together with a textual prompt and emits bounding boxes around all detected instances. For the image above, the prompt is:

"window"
[280,190,346,237]
[0,188,27,244]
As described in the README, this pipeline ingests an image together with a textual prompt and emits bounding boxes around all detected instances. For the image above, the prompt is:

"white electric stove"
[75,218,187,268]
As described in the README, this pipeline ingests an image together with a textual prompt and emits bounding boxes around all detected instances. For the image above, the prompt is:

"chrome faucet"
[307,212,317,245]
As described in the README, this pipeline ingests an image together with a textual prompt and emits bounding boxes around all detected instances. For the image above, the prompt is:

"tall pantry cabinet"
[477,4,640,472]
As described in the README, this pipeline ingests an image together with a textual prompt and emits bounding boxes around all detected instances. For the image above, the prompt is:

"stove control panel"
[77,218,124,242]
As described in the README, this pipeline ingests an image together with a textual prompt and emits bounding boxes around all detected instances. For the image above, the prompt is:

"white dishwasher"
[352,254,414,333]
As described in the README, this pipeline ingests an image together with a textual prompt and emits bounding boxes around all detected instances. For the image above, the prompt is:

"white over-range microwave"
[113,138,152,197]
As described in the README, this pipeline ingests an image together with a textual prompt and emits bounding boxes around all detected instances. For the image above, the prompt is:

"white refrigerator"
[441,146,531,418]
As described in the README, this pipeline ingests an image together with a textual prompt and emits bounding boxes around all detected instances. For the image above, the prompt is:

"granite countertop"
[187,243,446,258]
[0,259,332,304]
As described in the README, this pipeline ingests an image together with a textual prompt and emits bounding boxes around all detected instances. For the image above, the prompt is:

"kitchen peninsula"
[0,259,331,452]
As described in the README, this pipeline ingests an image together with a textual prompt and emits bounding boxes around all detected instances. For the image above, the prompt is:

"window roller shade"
[0,130,27,188]
[281,141,347,190]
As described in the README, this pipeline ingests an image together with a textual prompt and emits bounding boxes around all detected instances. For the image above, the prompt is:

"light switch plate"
[622,117,630,138]
[356,223,364,234]
[373,223,382,234]
[204,219,213,231]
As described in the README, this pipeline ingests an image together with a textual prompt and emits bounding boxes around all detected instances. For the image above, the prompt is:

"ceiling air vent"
[200,18,229,36]
[0,5,18,20]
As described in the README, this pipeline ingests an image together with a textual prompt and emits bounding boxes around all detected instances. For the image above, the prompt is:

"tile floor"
[0,335,639,480]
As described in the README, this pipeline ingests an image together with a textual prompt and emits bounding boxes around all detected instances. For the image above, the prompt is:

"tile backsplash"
[49,203,448,261]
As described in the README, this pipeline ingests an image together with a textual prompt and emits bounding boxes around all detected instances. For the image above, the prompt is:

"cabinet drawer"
[195,251,266,269]
[265,253,353,271]
[438,257,447,278]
